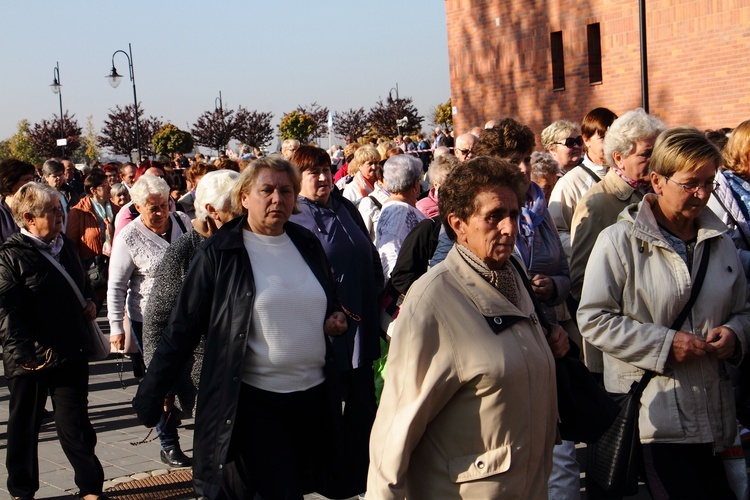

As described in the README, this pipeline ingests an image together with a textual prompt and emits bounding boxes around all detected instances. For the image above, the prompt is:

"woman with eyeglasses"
[569,109,665,373]
[578,127,750,499]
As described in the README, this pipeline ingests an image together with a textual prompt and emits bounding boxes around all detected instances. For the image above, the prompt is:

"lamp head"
[50,78,61,95]
[106,66,123,88]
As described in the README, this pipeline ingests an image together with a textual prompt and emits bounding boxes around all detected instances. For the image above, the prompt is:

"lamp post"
[215,91,224,154]
[50,62,66,156]
[106,43,141,162]
[389,83,400,102]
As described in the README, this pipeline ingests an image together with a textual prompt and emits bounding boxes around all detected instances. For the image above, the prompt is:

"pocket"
[448,444,511,483]
[640,375,685,440]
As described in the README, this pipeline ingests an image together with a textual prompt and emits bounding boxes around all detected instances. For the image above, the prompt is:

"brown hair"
[723,120,750,179]
[581,107,618,140]
[290,146,331,173]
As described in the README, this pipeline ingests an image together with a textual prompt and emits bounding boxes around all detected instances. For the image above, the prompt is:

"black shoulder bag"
[509,256,621,444]
[587,239,712,496]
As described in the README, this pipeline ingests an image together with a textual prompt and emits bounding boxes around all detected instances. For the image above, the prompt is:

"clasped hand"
[670,327,736,363]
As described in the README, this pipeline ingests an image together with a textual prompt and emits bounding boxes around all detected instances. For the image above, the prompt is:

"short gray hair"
[383,155,423,193]
[427,154,460,187]
[12,182,59,228]
[603,108,666,168]
[541,120,579,150]
[42,159,64,176]
[194,169,240,220]
[129,174,169,206]
[111,182,129,199]
[530,151,560,179]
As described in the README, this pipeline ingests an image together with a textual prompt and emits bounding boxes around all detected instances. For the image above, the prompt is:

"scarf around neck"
[612,166,653,194]
[516,182,547,267]
[455,243,519,307]
[21,228,64,259]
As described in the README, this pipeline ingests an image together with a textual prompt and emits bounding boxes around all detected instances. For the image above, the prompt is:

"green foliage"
[0,140,11,161]
[152,124,194,158]
[278,111,317,143]
[5,120,42,165]
[433,98,453,130]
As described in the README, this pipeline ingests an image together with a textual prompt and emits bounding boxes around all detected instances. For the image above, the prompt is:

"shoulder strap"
[36,248,87,309]
[712,191,750,249]
[508,256,552,332]
[368,194,382,210]
[577,164,601,184]
[172,213,187,234]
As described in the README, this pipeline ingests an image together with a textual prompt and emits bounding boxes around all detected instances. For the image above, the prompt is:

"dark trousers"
[6,360,104,498]
[229,382,329,500]
[642,443,735,500]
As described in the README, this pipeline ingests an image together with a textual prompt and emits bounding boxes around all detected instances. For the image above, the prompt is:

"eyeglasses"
[556,136,584,148]
[665,177,719,194]
[457,148,474,157]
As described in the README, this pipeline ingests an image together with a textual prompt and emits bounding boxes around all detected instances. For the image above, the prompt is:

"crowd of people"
[1,109,750,500]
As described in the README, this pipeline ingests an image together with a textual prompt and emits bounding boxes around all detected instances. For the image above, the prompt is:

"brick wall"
[446,0,750,142]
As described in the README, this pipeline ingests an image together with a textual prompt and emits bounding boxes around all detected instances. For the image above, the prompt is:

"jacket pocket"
[640,374,686,441]
[448,444,511,483]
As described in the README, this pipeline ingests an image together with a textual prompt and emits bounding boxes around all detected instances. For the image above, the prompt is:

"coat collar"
[604,169,640,201]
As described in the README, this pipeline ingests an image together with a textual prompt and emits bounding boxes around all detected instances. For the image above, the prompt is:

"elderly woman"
[289,146,383,494]
[376,155,426,278]
[67,169,119,308]
[416,154,459,218]
[0,159,36,242]
[542,119,583,176]
[107,174,191,465]
[141,170,239,472]
[707,119,750,280]
[0,182,104,500]
[357,161,391,243]
[530,151,560,203]
[342,145,382,205]
[110,182,131,209]
[368,156,567,498]
[578,127,750,499]
[134,156,350,499]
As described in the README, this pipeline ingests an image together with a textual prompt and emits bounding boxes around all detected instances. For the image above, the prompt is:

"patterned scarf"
[455,243,519,307]
[91,199,114,255]
[612,166,653,194]
[516,182,547,268]
[723,171,750,224]
[21,228,64,260]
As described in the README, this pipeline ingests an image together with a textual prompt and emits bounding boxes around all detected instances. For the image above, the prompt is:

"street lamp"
[50,61,66,156]
[389,83,400,102]
[214,91,225,154]
[106,43,141,162]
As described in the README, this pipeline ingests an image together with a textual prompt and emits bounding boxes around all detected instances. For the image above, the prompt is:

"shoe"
[160,447,192,467]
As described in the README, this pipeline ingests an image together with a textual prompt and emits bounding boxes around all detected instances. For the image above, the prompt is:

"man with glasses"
[453,133,477,162]
[42,159,79,231]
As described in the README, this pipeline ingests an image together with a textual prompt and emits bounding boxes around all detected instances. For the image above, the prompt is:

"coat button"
[475,459,485,469]
[246,292,251,297]
[226,419,232,425]
[238,334,245,339]
[232,376,238,382]
[493,317,503,325]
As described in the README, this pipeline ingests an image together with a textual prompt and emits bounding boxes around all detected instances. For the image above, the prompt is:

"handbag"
[84,254,109,290]
[587,239,712,496]
[37,248,111,361]
[509,256,621,444]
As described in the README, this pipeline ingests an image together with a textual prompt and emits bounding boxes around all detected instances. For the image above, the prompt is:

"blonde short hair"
[231,156,300,214]
[650,127,721,177]
[724,120,750,179]
[12,182,59,229]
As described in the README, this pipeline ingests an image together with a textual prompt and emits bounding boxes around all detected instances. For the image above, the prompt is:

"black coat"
[133,217,345,499]
[0,233,94,378]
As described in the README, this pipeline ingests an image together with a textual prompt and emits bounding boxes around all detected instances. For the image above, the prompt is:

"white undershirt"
[241,229,327,393]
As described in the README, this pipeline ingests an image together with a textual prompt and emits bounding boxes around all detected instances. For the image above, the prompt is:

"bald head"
[454,133,477,162]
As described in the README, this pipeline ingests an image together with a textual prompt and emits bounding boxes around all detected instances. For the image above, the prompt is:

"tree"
[79,115,101,164]
[234,107,274,149]
[5,120,41,164]
[333,108,370,141]
[152,124,194,158]
[278,110,317,143]
[0,140,10,161]
[27,111,82,159]
[296,102,329,140]
[368,95,423,138]
[191,107,237,154]
[99,104,163,160]
[432,98,453,131]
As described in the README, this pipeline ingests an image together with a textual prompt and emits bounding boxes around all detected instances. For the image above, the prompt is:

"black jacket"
[0,233,94,378]
[134,217,345,499]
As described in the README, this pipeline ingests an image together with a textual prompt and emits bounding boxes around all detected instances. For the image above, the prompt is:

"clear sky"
[1,0,450,148]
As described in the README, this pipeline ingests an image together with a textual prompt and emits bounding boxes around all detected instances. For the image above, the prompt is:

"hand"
[705,326,737,360]
[110,333,125,352]
[669,331,716,363]
[83,299,97,321]
[546,323,570,359]
[531,275,556,302]
[324,311,347,337]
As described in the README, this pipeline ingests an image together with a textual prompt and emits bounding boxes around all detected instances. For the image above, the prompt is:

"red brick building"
[445,0,750,140]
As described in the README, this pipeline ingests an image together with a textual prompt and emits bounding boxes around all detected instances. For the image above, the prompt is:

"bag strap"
[36,248,87,309]
[577,164,602,184]
[509,256,552,333]
[172,213,187,234]
[368,194,382,211]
